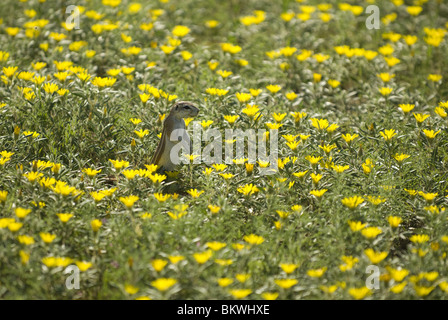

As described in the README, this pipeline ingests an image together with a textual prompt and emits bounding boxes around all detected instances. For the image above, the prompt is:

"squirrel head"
[170,101,199,118]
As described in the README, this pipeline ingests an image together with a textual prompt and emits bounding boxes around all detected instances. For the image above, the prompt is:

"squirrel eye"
[184,105,191,109]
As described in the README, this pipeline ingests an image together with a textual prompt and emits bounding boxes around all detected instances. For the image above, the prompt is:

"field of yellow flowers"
[0,0,447,300]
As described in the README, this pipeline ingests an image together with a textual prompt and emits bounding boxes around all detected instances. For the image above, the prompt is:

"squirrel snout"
[191,106,199,116]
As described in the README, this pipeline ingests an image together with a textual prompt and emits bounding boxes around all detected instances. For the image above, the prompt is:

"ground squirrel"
[150,101,199,172]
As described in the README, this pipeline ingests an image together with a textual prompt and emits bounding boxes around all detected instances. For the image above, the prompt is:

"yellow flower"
[205,20,219,28]
[434,107,447,118]
[319,13,332,22]
[241,104,260,118]
[439,282,448,293]
[151,259,168,272]
[17,235,35,245]
[341,196,364,209]
[175,49,190,61]
[310,173,323,185]
[206,205,221,216]
[404,35,418,46]
[40,232,56,243]
[410,234,429,243]
[206,88,228,96]
[414,285,434,297]
[217,278,233,287]
[8,221,23,232]
[280,263,299,274]
[310,118,329,130]
[5,27,20,37]
[15,207,32,219]
[243,234,264,245]
[235,58,248,67]
[172,25,190,37]
[43,83,59,94]
[332,165,349,173]
[19,250,30,265]
[17,71,35,81]
[235,92,252,103]
[82,168,101,177]
[361,227,382,239]
[364,249,388,264]
[319,144,337,154]
[85,50,96,58]
[285,92,298,101]
[151,278,177,291]
[379,87,393,96]
[387,267,409,282]
[147,173,167,184]
[304,266,326,278]
[399,104,415,113]
[394,153,410,163]
[280,46,297,57]
[384,56,400,67]
[327,79,340,88]
[206,241,226,251]
[130,118,142,125]
[305,156,322,166]
[74,261,92,272]
[274,279,298,289]
[261,292,279,300]
[379,44,394,56]
[348,287,371,300]
[418,191,437,202]
[168,255,185,264]
[228,289,252,299]
[339,256,359,272]
[91,76,116,87]
[380,129,397,141]
[201,120,214,128]
[422,129,441,139]
[428,74,442,82]
[266,84,281,93]
[140,212,152,220]
[3,66,18,78]
[320,285,338,293]
[237,184,259,196]
[310,189,327,198]
[193,250,213,264]
[236,274,250,283]
[217,70,233,78]
[57,89,69,96]
[119,195,139,208]
[406,6,423,16]
[362,158,375,174]
[249,88,262,96]
[348,220,366,232]
[215,259,233,266]
[313,73,322,82]
[413,113,430,123]
[0,190,7,203]
[134,129,150,138]
[91,219,102,232]
[109,159,130,170]
[187,189,204,198]
[139,93,150,103]
[57,213,74,223]
[377,73,395,82]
